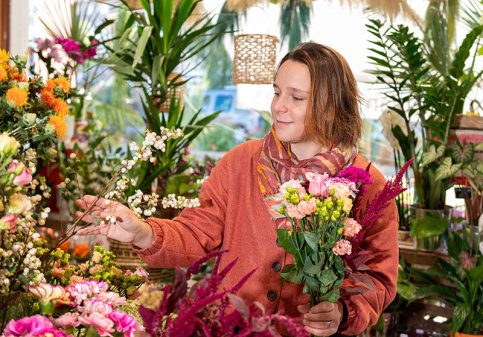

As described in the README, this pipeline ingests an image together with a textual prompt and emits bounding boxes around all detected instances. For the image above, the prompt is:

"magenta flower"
[0,213,18,233]
[8,161,32,186]
[4,315,69,337]
[78,312,115,336]
[109,310,143,336]
[51,312,80,329]
[339,166,374,194]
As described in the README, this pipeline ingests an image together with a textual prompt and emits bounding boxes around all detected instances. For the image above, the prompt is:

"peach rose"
[343,218,361,238]
[332,239,352,255]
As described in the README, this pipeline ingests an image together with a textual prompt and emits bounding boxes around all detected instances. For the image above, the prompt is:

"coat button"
[267,291,277,301]
[276,238,281,247]
[272,262,281,272]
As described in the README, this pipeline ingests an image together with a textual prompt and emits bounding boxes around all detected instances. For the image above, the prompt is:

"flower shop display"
[275,160,411,308]
[410,225,483,336]
[137,250,309,337]
[367,19,483,245]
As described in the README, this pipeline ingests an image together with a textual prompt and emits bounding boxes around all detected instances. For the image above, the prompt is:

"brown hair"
[277,42,363,147]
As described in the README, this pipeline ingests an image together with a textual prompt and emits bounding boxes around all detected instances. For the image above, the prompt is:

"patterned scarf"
[257,127,358,226]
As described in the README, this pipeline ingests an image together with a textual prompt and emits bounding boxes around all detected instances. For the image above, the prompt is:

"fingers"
[77,224,111,237]
[75,195,115,211]
[297,303,310,314]
[303,301,341,337]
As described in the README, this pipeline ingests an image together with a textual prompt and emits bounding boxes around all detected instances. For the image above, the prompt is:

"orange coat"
[133,139,399,335]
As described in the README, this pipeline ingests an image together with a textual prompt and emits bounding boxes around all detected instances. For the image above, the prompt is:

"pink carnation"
[109,310,143,336]
[4,315,68,337]
[343,218,362,238]
[306,172,329,196]
[78,312,114,337]
[89,264,105,275]
[279,180,306,200]
[77,298,113,315]
[51,312,80,329]
[286,203,305,219]
[297,198,317,215]
[332,239,352,255]
[97,291,127,307]
[133,266,149,283]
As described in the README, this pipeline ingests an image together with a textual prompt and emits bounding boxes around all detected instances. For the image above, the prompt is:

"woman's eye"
[273,92,280,96]
[293,97,303,101]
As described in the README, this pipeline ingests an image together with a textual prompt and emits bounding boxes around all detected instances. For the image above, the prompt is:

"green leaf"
[335,255,344,273]
[410,211,449,239]
[280,268,304,284]
[305,274,321,292]
[450,142,474,164]
[435,157,462,181]
[318,269,337,286]
[303,231,320,252]
[305,260,324,275]
[421,144,446,166]
[452,304,471,335]
[319,288,340,303]
[132,26,154,71]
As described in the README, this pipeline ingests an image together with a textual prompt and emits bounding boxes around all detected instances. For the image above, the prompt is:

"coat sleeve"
[130,153,231,268]
[338,164,399,335]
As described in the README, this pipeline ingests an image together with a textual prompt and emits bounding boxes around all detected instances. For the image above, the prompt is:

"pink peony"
[297,198,317,215]
[286,203,305,219]
[279,180,306,200]
[9,161,32,186]
[332,239,352,255]
[343,218,362,238]
[78,312,115,336]
[306,172,329,196]
[51,312,80,329]
[133,266,149,283]
[0,213,18,233]
[109,310,143,336]
[77,298,113,315]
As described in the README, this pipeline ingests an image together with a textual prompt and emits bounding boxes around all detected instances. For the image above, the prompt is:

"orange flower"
[48,114,67,138]
[54,77,70,94]
[52,98,70,117]
[0,49,10,64]
[44,79,55,92]
[41,90,55,107]
[59,240,71,253]
[0,65,8,81]
[6,87,28,108]
[72,243,90,259]
[8,68,24,82]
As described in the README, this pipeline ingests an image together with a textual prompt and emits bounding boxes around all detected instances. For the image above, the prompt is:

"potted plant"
[366,18,483,250]
[410,227,483,336]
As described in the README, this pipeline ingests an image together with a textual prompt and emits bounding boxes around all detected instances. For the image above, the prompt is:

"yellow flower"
[52,98,70,117]
[0,49,10,64]
[54,77,70,94]
[6,87,28,108]
[49,114,67,138]
[0,64,8,81]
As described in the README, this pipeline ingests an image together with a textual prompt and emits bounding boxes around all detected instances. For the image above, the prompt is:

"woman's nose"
[272,95,288,114]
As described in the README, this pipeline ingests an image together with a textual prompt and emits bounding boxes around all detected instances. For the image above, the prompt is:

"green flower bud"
[337,228,344,235]
[22,113,37,126]
[336,199,344,207]
[321,208,329,217]
[43,147,57,161]
[44,123,56,135]
[316,200,323,207]
[40,300,55,315]
[325,200,333,210]
[329,188,335,196]
[333,210,341,219]
[304,194,310,201]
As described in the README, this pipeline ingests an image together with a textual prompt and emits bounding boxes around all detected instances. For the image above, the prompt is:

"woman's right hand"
[75,195,154,249]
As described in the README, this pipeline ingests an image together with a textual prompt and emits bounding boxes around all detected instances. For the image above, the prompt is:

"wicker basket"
[124,0,150,11]
[153,72,185,114]
[109,239,174,284]
[233,34,279,84]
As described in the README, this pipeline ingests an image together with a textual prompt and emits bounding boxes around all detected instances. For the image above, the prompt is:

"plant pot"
[409,205,453,251]
[454,332,483,337]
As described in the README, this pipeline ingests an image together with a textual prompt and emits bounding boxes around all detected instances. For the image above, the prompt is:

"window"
[214,95,233,112]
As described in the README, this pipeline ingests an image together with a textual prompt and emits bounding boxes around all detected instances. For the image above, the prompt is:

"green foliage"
[279,0,313,50]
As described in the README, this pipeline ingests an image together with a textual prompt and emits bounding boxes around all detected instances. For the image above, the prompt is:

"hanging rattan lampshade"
[233,34,279,84]
[153,72,185,114]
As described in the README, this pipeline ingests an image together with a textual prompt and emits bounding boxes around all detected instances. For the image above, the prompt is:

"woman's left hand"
[297,297,343,336]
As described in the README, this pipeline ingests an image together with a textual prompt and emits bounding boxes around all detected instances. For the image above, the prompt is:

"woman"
[76,42,398,337]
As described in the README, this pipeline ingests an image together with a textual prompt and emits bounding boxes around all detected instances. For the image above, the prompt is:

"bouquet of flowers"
[3,280,142,337]
[0,49,71,163]
[137,250,309,337]
[275,160,412,306]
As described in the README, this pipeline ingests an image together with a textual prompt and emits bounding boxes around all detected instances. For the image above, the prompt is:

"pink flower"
[4,315,68,337]
[69,275,84,285]
[77,298,113,315]
[324,177,357,199]
[109,310,143,336]
[51,267,66,279]
[286,203,305,219]
[332,239,352,255]
[89,264,105,275]
[343,218,362,238]
[460,251,475,270]
[96,292,127,307]
[51,312,80,329]
[67,280,109,304]
[330,183,355,200]
[133,266,149,283]
[0,213,18,233]
[297,198,317,215]
[306,172,329,196]
[7,193,32,214]
[279,180,306,200]
[78,312,115,336]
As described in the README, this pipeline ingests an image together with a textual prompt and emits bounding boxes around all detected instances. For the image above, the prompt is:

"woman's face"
[271,60,311,145]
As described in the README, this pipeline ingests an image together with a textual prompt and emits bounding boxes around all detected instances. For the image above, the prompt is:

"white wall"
[9,0,29,56]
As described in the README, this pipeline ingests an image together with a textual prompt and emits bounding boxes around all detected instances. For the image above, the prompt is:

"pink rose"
[279,180,306,200]
[109,310,143,335]
[286,203,305,219]
[78,312,115,336]
[133,266,149,283]
[0,213,18,233]
[51,312,80,329]
[306,172,329,196]
[9,161,32,186]
[343,218,361,238]
[332,239,352,255]
[297,198,317,215]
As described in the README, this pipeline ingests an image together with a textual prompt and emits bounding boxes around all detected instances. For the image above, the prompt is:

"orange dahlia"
[49,114,67,138]
[52,98,70,117]
[6,87,28,108]
[0,49,9,64]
